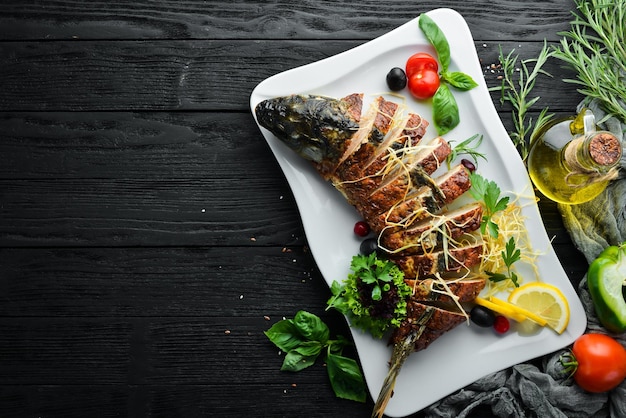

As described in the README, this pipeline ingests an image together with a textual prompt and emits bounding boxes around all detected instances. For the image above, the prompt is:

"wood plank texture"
[0,1,597,417]
[0,177,305,247]
[0,112,281,179]
[0,383,374,418]
[0,247,328,317]
[0,1,572,41]
[0,40,581,112]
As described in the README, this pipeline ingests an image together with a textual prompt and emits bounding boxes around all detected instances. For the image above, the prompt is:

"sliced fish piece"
[381,203,483,253]
[393,242,484,278]
[369,163,471,233]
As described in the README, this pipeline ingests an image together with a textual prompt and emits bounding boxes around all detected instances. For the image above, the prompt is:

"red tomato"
[570,333,626,393]
[405,52,438,77]
[407,69,440,100]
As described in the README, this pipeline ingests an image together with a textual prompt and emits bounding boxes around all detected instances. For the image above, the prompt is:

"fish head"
[254,95,358,163]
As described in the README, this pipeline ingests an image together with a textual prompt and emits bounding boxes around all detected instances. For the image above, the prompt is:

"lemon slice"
[508,283,570,334]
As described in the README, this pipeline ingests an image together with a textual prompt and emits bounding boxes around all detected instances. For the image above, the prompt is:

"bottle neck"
[563,131,621,185]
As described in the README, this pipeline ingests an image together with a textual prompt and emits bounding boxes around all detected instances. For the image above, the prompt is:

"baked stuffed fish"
[256,93,487,417]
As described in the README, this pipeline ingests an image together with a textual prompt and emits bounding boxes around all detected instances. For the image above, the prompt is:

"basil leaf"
[418,14,450,72]
[281,340,323,371]
[326,352,367,402]
[442,71,478,91]
[294,340,323,357]
[327,336,350,355]
[433,84,460,135]
[281,349,318,372]
[264,319,306,352]
[293,310,329,343]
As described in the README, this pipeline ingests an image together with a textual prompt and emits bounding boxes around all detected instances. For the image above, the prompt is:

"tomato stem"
[559,350,579,380]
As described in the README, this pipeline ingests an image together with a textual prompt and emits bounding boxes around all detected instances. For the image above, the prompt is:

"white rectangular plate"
[250,8,586,417]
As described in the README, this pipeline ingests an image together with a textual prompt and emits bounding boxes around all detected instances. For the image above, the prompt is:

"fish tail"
[372,307,434,418]
[371,343,410,418]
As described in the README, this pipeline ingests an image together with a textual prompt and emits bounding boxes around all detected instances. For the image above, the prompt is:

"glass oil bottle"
[527,108,622,204]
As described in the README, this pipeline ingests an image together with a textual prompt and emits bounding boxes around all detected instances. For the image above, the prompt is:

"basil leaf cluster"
[418,14,479,135]
[265,310,367,403]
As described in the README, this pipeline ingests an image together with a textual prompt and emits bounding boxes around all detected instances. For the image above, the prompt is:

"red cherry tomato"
[407,69,440,100]
[567,333,626,393]
[405,52,438,77]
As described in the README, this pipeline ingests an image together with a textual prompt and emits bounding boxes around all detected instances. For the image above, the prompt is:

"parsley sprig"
[469,172,509,238]
[349,253,396,301]
[265,310,366,402]
[486,237,521,287]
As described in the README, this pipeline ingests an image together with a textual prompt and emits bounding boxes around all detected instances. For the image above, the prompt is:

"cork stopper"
[588,132,622,166]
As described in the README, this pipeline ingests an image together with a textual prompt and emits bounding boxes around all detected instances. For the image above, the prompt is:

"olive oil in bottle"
[527,109,622,205]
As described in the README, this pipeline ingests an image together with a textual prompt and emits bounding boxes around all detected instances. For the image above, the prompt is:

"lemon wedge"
[508,283,570,334]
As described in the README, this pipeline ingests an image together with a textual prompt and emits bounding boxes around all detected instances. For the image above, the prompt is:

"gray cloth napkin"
[559,100,626,265]
[424,100,626,418]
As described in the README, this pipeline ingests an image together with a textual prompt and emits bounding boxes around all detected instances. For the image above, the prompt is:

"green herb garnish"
[419,14,478,135]
[265,310,367,402]
[432,84,461,136]
[486,236,521,287]
[327,253,411,339]
[497,42,555,161]
[469,172,509,238]
[554,0,626,124]
[419,14,450,71]
[446,133,487,168]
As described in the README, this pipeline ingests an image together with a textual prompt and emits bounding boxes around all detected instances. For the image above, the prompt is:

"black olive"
[470,305,496,327]
[359,238,379,255]
[461,158,476,172]
[386,67,407,91]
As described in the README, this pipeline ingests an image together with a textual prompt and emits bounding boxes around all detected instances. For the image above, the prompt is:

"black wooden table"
[0,1,593,417]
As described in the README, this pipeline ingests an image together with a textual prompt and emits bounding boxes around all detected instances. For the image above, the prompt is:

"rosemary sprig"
[497,41,555,161]
[446,133,487,168]
[553,0,626,124]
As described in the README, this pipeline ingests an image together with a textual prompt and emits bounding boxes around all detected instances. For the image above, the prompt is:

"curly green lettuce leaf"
[327,253,411,339]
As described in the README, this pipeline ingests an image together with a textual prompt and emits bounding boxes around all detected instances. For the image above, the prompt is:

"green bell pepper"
[587,243,626,333]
